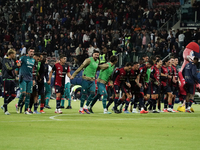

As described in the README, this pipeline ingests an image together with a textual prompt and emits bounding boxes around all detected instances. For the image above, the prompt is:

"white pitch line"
[49,114,200,122]
[0,113,199,123]
[0,120,54,123]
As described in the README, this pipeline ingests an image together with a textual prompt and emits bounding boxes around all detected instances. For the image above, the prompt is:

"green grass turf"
[0,99,200,150]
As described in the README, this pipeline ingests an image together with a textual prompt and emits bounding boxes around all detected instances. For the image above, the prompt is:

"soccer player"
[171,57,179,112]
[1,49,21,115]
[149,59,162,113]
[105,82,115,111]
[143,56,157,111]
[87,55,118,114]
[60,75,72,109]
[135,60,154,113]
[142,54,149,63]
[70,50,100,114]
[160,58,173,112]
[183,57,200,112]
[17,47,35,114]
[48,55,71,114]
[112,62,132,113]
[28,53,40,114]
[44,58,52,109]
[126,62,141,113]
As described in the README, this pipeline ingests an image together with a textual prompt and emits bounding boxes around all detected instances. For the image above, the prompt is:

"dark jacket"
[183,62,200,84]
[2,57,18,80]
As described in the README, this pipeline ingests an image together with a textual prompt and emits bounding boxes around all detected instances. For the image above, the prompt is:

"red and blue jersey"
[53,63,70,87]
[150,65,160,84]
[113,67,128,86]
[139,64,147,83]
[172,65,178,87]
[168,66,173,86]
[161,66,169,86]
[129,69,140,85]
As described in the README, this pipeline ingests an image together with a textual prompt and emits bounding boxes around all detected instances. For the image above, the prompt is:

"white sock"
[80,107,83,111]
[104,108,107,112]
[132,108,136,111]
[141,107,144,111]
[84,105,87,109]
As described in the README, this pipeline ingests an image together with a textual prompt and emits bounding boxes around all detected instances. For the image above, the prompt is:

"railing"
[159,11,180,31]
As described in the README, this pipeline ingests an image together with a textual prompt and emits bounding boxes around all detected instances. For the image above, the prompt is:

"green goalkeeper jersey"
[144,68,151,83]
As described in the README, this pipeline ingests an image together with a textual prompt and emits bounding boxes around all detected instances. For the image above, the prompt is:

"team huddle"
[1,46,199,115]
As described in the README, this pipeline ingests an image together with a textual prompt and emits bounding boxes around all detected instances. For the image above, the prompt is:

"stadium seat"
[71,78,77,85]
[77,71,83,77]
[70,70,75,75]
[77,78,82,85]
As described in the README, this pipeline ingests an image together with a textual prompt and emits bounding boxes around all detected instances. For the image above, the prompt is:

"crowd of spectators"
[0,0,199,67]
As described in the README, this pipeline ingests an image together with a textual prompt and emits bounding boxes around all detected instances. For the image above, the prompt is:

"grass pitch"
[0,99,200,150]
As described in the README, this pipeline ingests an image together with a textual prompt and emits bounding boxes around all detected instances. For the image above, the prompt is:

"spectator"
[83,31,90,48]
[75,44,82,56]
[46,41,52,57]
[153,43,160,55]
[146,44,153,57]
[54,44,59,59]
[178,30,185,50]
[0,0,185,68]
[87,44,94,57]
[21,44,26,55]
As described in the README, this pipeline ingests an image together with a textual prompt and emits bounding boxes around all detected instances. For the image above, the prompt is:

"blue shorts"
[131,84,144,94]
[81,79,96,94]
[150,83,160,94]
[161,85,171,94]
[114,85,128,94]
[55,85,64,95]
[171,86,178,95]
[185,83,195,95]
[20,80,33,93]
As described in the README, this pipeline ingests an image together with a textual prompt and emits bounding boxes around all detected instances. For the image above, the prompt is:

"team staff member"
[88,55,118,114]
[48,55,71,114]
[71,50,100,114]
[1,49,21,115]
[149,59,162,113]
[17,48,35,115]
